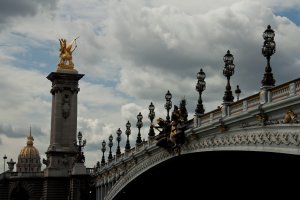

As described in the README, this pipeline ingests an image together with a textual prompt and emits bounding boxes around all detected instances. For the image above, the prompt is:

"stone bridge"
[92,77,300,200]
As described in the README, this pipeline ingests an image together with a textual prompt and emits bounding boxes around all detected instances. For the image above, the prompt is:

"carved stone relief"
[62,93,71,118]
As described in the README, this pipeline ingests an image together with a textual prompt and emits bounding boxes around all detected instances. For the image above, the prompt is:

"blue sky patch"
[276,8,300,26]
[12,45,57,73]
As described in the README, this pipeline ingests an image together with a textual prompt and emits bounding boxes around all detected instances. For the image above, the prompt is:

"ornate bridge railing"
[93,77,300,200]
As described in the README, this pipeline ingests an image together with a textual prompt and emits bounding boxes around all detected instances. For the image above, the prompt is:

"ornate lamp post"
[125,121,131,151]
[74,131,86,163]
[165,90,172,123]
[108,134,113,161]
[3,155,7,172]
[101,140,106,165]
[222,50,235,104]
[261,25,276,87]
[136,112,143,145]
[148,102,155,138]
[235,85,241,101]
[75,131,86,153]
[116,128,122,157]
[195,68,206,116]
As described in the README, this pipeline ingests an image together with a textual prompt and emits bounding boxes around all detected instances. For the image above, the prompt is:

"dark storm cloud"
[0,0,58,24]
[0,124,46,138]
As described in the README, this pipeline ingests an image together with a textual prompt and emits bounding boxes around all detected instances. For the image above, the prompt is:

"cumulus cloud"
[79,81,126,109]
[78,117,118,141]
[0,64,50,123]
[77,116,124,160]
[0,64,50,162]
[109,0,300,105]
[121,103,143,121]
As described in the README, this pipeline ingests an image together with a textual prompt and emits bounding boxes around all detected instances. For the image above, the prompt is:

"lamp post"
[222,50,235,104]
[3,155,7,172]
[136,112,143,145]
[101,140,106,165]
[195,68,206,116]
[148,102,155,138]
[165,90,172,123]
[235,85,241,101]
[116,128,122,157]
[75,131,86,153]
[261,25,276,87]
[74,131,86,163]
[125,121,131,151]
[108,134,113,161]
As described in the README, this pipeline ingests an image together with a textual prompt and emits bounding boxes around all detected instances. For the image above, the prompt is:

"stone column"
[43,71,84,199]
[45,71,84,175]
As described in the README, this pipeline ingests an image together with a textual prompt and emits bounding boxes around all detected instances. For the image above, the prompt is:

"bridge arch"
[103,125,300,200]
[112,151,300,200]
[9,183,30,200]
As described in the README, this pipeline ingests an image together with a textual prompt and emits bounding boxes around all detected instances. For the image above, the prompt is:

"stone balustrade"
[95,77,300,178]
[93,77,300,200]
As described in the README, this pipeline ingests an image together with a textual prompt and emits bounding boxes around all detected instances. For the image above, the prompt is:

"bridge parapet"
[93,77,300,200]
[195,78,300,128]
[95,139,158,175]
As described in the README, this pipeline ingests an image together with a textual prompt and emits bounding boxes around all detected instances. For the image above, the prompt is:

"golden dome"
[19,128,40,158]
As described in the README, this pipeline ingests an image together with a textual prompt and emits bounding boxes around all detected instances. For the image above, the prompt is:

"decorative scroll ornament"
[185,132,300,151]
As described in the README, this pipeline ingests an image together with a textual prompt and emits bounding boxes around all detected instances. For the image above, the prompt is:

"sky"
[0,0,300,170]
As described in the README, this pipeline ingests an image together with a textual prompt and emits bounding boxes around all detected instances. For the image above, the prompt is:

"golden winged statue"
[57,37,79,71]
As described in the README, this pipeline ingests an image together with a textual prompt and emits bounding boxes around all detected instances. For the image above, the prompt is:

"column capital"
[47,72,84,82]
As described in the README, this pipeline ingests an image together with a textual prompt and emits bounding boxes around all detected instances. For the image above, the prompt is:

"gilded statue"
[154,99,188,154]
[284,109,297,123]
[57,37,79,71]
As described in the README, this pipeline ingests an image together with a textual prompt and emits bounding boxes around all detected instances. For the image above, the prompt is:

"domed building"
[0,129,44,200]
[16,129,41,173]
